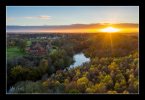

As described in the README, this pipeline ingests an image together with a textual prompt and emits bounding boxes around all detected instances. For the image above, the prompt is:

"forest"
[7,33,139,94]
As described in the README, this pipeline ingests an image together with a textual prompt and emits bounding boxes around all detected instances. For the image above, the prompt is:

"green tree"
[49,48,72,70]
[39,59,49,74]
[18,40,27,52]
[9,81,47,93]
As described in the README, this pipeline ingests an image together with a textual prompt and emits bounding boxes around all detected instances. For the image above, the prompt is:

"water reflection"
[69,53,90,68]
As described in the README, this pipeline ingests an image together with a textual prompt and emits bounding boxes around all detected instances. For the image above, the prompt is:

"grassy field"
[7,47,25,59]
[26,40,32,46]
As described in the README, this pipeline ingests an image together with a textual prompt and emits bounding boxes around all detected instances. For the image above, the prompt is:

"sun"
[100,26,120,33]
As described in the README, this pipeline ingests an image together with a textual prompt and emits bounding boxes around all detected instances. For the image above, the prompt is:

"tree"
[10,65,30,81]
[108,62,118,71]
[128,79,138,93]
[77,77,89,86]
[49,48,72,70]
[120,79,127,91]
[107,91,117,94]
[114,82,122,92]
[39,59,49,74]
[65,81,78,93]
[48,65,55,75]
[94,83,106,93]
[64,79,69,86]
[77,77,89,92]
[9,81,47,93]
[18,40,27,52]
[75,69,81,77]
[123,90,129,94]
[86,87,95,93]
[101,75,113,89]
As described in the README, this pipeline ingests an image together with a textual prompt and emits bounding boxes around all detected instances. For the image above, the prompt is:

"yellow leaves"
[83,72,89,77]
[115,73,125,82]
[89,67,95,72]
[85,82,107,93]
[11,65,29,77]
[55,81,60,86]
[76,77,89,92]
[107,91,117,94]
[120,79,127,90]
[128,74,135,83]
[132,51,138,58]
[120,79,126,86]
[114,82,120,91]
[108,62,118,71]
[86,88,95,93]
[133,80,139,89]
[94,83,106,93]
[102,75,113,86]
[133,58,138,65]
[75,69,81,77]
[77,77,89,86]
[42,80,49,87]
[123,90,129,94]
[42,79,60,88]
[64,79,69,85]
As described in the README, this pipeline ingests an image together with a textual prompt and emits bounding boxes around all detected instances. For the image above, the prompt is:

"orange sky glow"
[7,23,139,33]
[36,25,139,33]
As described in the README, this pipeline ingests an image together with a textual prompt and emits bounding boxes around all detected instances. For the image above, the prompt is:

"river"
[69,53,90,68]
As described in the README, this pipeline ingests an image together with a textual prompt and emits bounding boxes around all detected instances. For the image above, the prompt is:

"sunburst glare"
[100,26,120,33]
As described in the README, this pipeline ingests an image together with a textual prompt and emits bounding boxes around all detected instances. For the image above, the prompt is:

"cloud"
[23,15,51,20]
[38,16,51,19]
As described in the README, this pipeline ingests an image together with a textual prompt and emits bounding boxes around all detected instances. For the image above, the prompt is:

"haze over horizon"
[6,6,139,33]
[6,23,139,33]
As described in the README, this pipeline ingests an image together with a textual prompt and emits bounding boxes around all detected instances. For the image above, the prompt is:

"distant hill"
[6,23,138,33]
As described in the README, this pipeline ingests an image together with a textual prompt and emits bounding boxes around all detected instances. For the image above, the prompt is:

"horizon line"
[6,23,139,26]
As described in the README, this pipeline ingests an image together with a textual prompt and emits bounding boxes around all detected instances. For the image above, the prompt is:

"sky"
[6,6,139,33]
